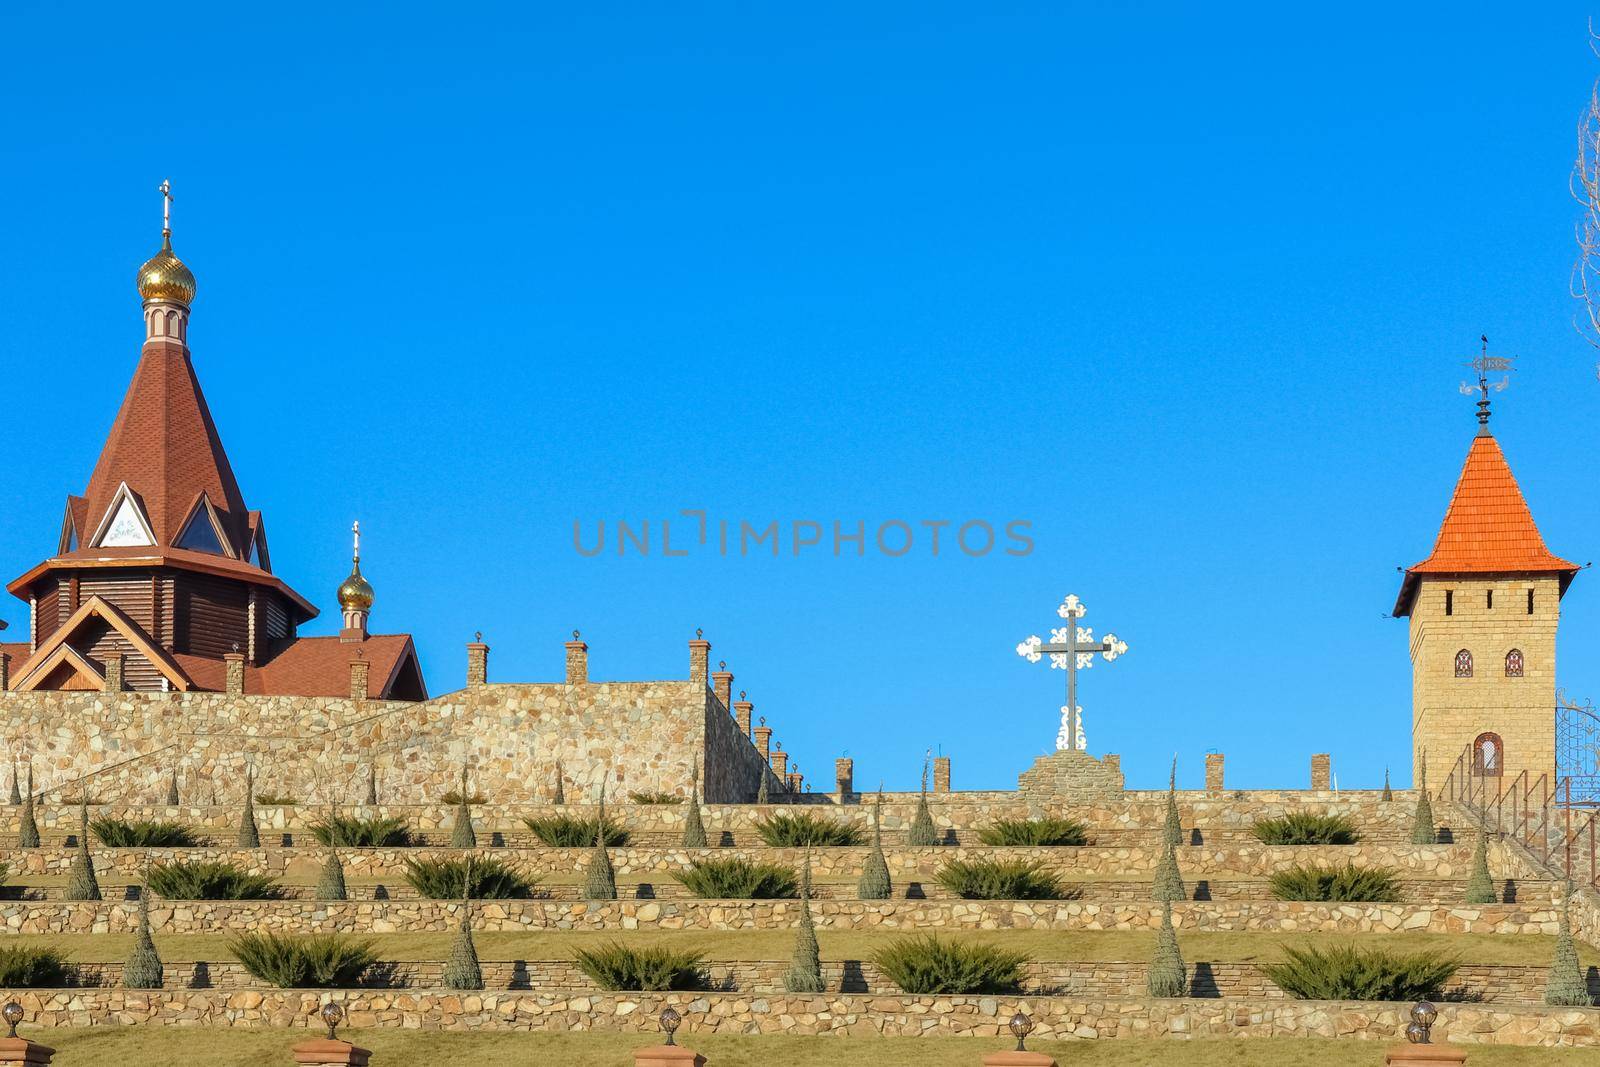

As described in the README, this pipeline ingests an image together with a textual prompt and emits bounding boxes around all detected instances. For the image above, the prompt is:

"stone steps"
[43,957,1587,1003]
[0,988,1582,1044]
[0,898,1561,935]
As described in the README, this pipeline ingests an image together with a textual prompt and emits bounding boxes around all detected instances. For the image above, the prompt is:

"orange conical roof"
[1393,429,1577,616]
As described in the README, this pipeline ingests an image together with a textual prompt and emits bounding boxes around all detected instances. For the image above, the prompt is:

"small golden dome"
[338,562,375,613]
[136,235,197,305]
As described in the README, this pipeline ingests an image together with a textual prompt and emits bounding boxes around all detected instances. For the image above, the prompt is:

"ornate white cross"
[1015,594,1128,751]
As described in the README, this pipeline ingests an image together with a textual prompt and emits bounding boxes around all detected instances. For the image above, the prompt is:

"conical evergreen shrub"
[1464,829,1496,904]
[1164,758,1182,846]
[682,769,708,848]
[552,762,565,805]
[1545,888,1591,1006]
[365,765,378,806]
[18,765,38,848]
[583,783,617,900]
[1147,898,1187,997]
[755,771,769,805]
[123,877,163,989]
[9,761,21,805]
[1382,767,1393,802]
[858,790,893,900]
[450,768,477,848]
[1411,763,1437,845]
[317,850,348,901]
[443,872,484,990]
[165,770,180,807]
[1153,834,1185,903]
[66,800,102,901]
[237,770,260,848]
[784,851,824,993]
[907,757,939,847]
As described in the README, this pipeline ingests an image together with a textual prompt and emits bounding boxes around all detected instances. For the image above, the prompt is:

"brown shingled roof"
[174,633,424,699]
[1394,430,1578,616]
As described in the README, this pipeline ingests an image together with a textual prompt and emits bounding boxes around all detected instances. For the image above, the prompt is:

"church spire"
[136,179,196,345]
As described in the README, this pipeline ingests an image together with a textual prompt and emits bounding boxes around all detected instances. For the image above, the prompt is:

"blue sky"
[5,4,1600,790]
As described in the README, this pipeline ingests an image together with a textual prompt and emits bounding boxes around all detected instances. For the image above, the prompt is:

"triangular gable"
[89,482,156,549]
[58,499,81,555]
[174,492,235,558]
[245,512,270,571]
[12,595,192,692]
[375,636,428,701]
[18,644,106,692]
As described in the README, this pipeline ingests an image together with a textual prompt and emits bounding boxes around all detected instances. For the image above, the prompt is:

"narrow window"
[1454,649,1473,678]
[1486,589,1493,610]
[1505,649,1524,677]
[1445,590,1454,616]
[1528,588,1535,615]
[1472,732,1504,777]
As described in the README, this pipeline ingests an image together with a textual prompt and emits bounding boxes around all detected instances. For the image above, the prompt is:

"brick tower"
[1394,394,1577,790]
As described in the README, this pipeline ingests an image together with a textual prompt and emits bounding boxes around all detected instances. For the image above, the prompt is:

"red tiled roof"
[80,340,250,555]
[1394,431,1578,615]
[174,633,422,699]
[0,642,29,670]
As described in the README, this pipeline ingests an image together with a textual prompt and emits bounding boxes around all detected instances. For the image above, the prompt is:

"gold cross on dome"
[158,179,174,237]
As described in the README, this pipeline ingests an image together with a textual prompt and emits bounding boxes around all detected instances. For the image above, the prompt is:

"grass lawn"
[12,928,1589,967]
[33,1030,1600,1067]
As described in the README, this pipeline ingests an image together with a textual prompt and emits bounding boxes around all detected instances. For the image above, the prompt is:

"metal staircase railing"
[1440,742,1599,889]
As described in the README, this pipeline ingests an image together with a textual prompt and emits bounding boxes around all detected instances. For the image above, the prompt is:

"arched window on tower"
[1455,649,1473,678]
[1505,649,1524,678]
[1472,732,1504,777]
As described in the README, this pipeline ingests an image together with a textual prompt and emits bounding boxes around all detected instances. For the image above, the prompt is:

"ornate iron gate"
[1556,690,1600,805]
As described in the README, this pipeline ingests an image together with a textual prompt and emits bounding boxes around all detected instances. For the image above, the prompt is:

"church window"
[1472,732,1504,777]
[1486,589,1493,610]
[1528,589,1535,615]
[1454,649,1473,678]
[1444,590,1454,616]
[176,508,226,556]
[93,485,156,548]
[1505,649,1524,677]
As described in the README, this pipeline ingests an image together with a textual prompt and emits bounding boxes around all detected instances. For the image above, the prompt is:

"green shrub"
[404,856,538,899]
[676,857,798,899]
[1412,766,1437,845]
[1264,942,1458,1001]
[0,946,67,987]
[230,932,377,988]
[1464,831,1495,904]
[123,883,162,989]
[443,901,483,991]
[873,934,1028,994]
[310,814,411,848]
[523,814,628,848]
[629,792,681,805]
[1546,894,1591,1006]
[784,859,824,993]
[317,852,348,901]
[1269,864,1402,902]
[91,818,198,848]
[440,791,486,806]
[977,817,1089,847]
[1251,813,1360,846]
[754,811,863,847]
[1153,836,1185,902]
[859,794,893,900]
[935,858,1068,900]
[254,793,297,806]
[573,942,705,991]
[147,860,283,900]
[1147,899,1186,997]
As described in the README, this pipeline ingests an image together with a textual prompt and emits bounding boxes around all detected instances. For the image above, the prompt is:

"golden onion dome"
[136,235,197,305]
[337,561,375,613]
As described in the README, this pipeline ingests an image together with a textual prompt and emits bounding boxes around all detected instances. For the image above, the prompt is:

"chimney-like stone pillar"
[753,724,772,760]
[689,637,711,686]
[103,652,124,693]
[634,1043,706,1067]
[292,1037,371,1067]
[349,659,370,702]
[733,695,753,739]
[787,772,802,792]
[466,640,489,687]
[565,637,588,686]
[1102,754,1123,789]
[770,749,788,777]
[1311,753,1331,790]
[835,758,853,798]
[0,651,10,692]
[224,652,246,696]
[0,1035,56,1066]
[933,756,951,793]
[711,664,733,711]
[1205,753,1225,793]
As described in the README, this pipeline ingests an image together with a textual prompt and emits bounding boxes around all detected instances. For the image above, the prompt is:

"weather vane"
[1015,594,1129,752]
[1458,335,1513,429]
